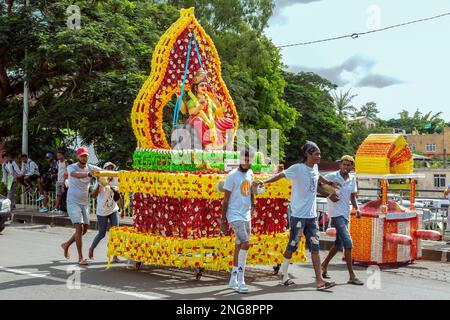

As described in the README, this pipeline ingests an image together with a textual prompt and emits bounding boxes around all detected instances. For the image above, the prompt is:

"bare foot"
[61,243,69,259]
[88,247,94,260]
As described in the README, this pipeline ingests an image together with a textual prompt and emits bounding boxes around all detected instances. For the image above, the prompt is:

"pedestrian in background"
[1,152,21,210]
[52,151,67,214]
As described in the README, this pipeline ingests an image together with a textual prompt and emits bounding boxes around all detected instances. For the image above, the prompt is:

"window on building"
[426,144,436,152]
[434,174,446,188]
[409,144,415,150]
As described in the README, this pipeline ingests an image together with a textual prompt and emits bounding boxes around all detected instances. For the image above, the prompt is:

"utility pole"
[22,0,30,155]
[443,124,447,168]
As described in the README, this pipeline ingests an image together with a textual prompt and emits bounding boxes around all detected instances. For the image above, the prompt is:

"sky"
[264,0,450,121]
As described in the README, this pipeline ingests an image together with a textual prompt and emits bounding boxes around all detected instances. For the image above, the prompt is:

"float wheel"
[273,264,281,275]
[195,268,204,280]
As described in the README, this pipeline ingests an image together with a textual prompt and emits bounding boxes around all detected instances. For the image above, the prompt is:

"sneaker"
[237,283,249,293]
[229,272,238,289]
[51,208,62,214]
[36,195,45,202]
[39,207,49,213]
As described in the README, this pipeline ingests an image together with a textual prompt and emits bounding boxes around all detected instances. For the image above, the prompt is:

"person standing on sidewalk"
[52,151,67,214]
[36,152,58,213]
[320,155,363,285]
[444,184,450,242]
[16,154,40,192]
[220,149,255,293]
[1,152,21,210]
[88,162,121,263]
[254,141,339,291]
[60,147,100,266]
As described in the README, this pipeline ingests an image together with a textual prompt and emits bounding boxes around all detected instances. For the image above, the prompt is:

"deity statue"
[178,69,235,150]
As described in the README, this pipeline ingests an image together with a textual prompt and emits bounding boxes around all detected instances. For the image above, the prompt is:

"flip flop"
[280,279,295,286]
[347,278,364,285]
[317,281,336,291]
[78,259,89,266]
[322,271,331,279]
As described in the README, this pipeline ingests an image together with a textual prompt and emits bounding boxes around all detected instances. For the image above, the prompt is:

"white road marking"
[0,266,161,299]
[115,291,161,300]
[0,266,49,278]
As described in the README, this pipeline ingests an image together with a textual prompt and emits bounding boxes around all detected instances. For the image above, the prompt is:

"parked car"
[0,194,12,232]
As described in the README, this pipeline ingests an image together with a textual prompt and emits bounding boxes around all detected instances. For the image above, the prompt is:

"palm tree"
[331,89,358,119]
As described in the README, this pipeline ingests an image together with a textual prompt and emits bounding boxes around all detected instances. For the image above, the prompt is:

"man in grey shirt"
[60,147,100,265]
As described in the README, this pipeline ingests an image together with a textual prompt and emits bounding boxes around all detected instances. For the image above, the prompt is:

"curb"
[12,211,134,230]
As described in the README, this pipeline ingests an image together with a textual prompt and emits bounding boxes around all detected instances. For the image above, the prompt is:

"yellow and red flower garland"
[107,227,307,271]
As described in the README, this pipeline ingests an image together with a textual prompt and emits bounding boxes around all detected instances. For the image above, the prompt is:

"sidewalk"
[11,207,450,262]
[11,207,134,230]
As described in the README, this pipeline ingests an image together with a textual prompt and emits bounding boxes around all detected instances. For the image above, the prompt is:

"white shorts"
[229,220,251,245]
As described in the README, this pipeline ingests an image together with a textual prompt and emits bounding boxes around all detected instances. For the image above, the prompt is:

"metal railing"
[20,186,134,217]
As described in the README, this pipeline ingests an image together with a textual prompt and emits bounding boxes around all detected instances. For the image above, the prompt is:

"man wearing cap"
[60,147,100,265]
[36,152,58,213]
[88,161,121,263]
[320,155,363,285]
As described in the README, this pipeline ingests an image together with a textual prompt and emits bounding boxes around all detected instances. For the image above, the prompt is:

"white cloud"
[287,55,404,88]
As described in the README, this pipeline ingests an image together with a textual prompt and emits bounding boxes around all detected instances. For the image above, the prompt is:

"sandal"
[347,278,364,286]
[317,281,336,291]
[78,259,89,266]
[280,279,295,286]
[322,271,331,279]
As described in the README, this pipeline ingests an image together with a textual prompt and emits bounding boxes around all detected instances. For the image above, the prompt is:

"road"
[1,222,449,300]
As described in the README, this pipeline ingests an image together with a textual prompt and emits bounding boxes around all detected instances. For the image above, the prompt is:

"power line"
[277,12,450,48]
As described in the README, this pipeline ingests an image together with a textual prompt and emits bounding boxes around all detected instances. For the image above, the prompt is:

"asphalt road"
[1,222,450,300]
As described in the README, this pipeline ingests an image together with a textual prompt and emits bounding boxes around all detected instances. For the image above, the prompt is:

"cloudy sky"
[265,0,450,121]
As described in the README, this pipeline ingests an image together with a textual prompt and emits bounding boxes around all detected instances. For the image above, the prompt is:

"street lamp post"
[22,0,30,156]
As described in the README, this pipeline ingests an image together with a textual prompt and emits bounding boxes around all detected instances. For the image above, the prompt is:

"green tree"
[386,109,444,134]
[331,89,357,119]
[355,101,380,120]
[282,71,350,162]
[1,0,298,166]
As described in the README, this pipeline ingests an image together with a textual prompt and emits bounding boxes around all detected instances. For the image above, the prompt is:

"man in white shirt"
[220,150,254,293]
[52,151,67,213]
[1,152,21,209]
[255,141,339,290]
[60,147,100,266]
[16,154,40,192]
[320,155,363,285]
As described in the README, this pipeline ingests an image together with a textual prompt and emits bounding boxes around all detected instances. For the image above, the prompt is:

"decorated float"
[101,8,306,277]
[326,134,441,266]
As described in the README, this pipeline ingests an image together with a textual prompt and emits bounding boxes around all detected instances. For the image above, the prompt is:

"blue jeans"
[331,215,353,250]
[286,217,320,253]
[91,212,119,249]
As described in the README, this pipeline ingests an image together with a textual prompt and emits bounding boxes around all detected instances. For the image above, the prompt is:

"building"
[413,167,450,198]
[406,126,450,158]
[348,116,377,129]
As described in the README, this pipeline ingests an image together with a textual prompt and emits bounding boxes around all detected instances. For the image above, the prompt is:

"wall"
[406,127,450,157]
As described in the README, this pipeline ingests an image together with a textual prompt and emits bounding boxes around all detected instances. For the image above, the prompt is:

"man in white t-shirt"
[255,141,339,291]
[60,147,100,266]
[321,155,363,285]
[52,151,67,213]
[444,183,450,234]
[220,150,254,293]
[1,152,21,209]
